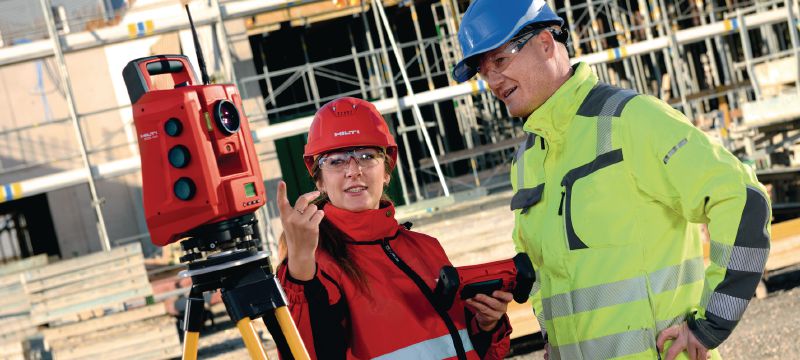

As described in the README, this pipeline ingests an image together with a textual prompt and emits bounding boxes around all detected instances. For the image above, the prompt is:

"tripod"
[177,214,309,360]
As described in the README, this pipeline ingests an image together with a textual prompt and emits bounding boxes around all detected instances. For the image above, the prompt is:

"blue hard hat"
[453,0,564,83]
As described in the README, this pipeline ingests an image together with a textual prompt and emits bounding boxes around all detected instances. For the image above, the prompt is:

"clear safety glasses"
[318,147,385,172]
[477,27,553,78]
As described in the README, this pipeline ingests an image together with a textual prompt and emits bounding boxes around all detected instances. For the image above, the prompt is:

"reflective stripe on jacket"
[511,62,771,359]
[278,202,512,359]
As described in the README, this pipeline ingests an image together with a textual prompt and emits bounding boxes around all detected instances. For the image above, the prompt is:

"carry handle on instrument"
[122,54,198,104]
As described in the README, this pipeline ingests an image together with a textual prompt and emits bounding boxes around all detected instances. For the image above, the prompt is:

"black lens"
[168,145,190,168]
[214,100,240,135]
[164,118,182,136]
[174,178,196,201]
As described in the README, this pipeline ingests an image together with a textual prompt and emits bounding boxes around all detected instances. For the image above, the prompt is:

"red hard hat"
[303,97,398,174]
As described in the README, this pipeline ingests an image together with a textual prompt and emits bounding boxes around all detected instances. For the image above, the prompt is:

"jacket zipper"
[540,136,570,251]
[380,238,468,360]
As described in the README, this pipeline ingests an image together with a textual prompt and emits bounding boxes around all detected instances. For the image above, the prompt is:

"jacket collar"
[323,201,399,242]
[523,62,597,147]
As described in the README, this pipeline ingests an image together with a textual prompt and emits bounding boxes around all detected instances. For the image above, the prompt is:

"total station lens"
[168,145,190,168]
[214,100,240,135]
[164,118,183,136]
[174,177,196,201]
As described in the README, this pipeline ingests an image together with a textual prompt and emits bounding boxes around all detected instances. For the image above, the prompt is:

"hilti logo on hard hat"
[334,130,360,137]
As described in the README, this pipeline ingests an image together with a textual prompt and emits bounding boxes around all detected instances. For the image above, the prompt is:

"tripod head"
[179,214,261,263]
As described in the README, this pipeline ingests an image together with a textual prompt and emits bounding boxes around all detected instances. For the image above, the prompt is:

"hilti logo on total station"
[139,131,159,141]
[334,130,360,137]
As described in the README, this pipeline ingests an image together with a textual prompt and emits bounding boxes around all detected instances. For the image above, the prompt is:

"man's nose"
[483,73,504,97]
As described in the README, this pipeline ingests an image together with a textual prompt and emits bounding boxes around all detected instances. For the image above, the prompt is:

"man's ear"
[538,30,555,56]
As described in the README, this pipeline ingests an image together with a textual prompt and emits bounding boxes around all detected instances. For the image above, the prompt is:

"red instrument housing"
[123,55,265,246]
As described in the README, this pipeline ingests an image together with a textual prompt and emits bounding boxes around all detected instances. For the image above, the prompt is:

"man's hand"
[657,322,709,360]
[465,290,513,332]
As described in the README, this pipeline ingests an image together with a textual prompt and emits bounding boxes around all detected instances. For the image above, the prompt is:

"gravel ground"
[195,283,799,359]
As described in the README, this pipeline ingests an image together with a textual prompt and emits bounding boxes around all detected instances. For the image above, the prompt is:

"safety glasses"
[476,27,557,78]
[318,147,385,172]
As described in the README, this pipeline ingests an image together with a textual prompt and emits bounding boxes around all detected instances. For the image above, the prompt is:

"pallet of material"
[507,300,540,340]
[42,304,181,360]
[0,255,50,360]
[766,217,800,272]
[23,243,153,326]
[0,340,24,360]
[0,254,49,276]
[0,273,32,340]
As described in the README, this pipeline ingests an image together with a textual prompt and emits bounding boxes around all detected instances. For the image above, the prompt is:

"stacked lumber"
[0,244,181,360]
[23,244,152,326]
[0,254,49,360]
[42,304,180,360]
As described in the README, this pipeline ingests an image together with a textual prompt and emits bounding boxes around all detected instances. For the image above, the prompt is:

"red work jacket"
[278,202,511,359]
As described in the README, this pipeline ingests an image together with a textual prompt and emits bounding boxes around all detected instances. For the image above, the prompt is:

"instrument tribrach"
[122,4,308,360]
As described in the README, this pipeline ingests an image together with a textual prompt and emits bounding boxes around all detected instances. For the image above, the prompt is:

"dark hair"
[278,149,394,293]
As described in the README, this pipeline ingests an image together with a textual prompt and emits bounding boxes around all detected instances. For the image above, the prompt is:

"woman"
[276,97,513,359]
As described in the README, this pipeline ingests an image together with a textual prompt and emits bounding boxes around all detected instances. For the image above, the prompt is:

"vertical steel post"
[40,0,111,251]
[374,0,450,197]
[787,0,800,95]
[211,0,237,85]
[372,2,422,201]
[737,9,762,100]
[361,1,386,99]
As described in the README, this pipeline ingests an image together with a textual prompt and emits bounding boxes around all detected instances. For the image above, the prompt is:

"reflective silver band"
[372,328,474,360]
[663,138,688,164]
[709,241,733,269]
[596,90,633,156]
[542,258,702,321]
[710,241,769,273]
[728,246,769,273]
[656,314,687,333]
[514,133,536,189]
[551,328,656,360]
[648,256,704,295]
[706,292,749,322]
[542,276,647,320]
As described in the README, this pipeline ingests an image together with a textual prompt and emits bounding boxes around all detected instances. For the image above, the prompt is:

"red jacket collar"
[323,201,399,242]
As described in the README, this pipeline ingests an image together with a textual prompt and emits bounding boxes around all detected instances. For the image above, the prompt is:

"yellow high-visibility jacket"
[511,62,771,359]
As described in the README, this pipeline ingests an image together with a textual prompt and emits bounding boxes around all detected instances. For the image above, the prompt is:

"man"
[453,1,771,359]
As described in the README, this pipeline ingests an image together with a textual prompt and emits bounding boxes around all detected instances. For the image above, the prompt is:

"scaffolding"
[0,0,799,254]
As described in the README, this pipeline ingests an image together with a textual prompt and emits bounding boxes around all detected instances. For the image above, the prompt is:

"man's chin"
[505,106,526,118]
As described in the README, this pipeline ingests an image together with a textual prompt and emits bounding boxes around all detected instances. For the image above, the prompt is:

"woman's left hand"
[465,290,513,332]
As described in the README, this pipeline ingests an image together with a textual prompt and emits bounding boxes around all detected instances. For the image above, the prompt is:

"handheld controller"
[433,253,535,311]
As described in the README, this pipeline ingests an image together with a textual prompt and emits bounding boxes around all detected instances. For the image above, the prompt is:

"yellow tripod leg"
[275,306,310,360]
[182,331,200,360]
[237,317,269,360]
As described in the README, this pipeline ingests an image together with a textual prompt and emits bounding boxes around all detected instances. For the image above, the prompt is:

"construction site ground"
[197,190,800,359]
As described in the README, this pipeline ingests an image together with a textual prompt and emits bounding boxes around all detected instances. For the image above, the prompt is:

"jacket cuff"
[278,261,319,304]
[687,311,726,349]
[471,314,512,342]
[284,263,319,285]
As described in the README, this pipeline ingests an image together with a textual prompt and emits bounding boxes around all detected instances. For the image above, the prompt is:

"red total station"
[433,253,535,311]
[122,55,265,247]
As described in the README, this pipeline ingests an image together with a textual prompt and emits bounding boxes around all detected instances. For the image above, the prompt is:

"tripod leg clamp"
[223,274,288,323]
[184,289,206,332]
